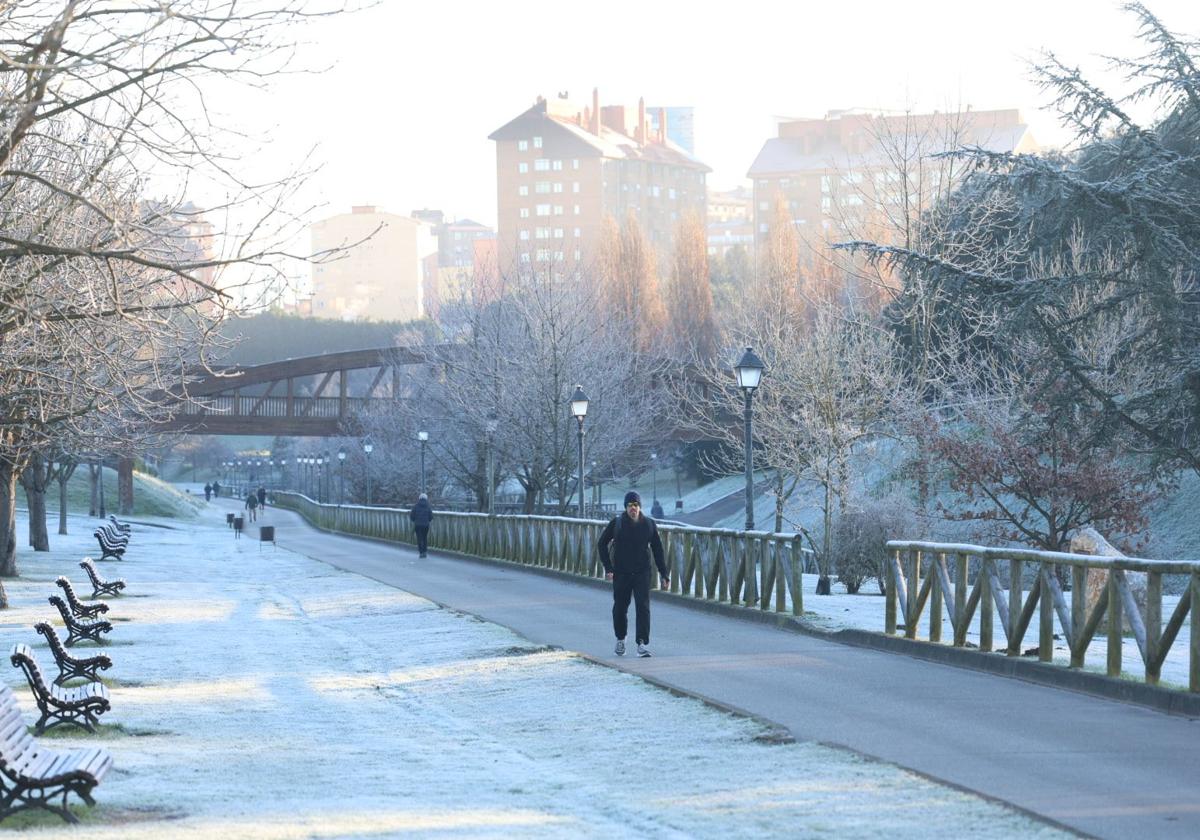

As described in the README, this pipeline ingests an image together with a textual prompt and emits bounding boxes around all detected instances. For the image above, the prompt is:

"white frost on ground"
[0,505,1069,838]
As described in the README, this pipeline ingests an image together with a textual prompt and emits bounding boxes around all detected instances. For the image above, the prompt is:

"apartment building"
[746,108,1038,246]
[706,186,753,259]
[489,90,709,276]
[309,205,437,322]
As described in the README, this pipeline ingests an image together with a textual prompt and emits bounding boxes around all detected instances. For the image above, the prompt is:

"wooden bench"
[0,683,111,823]
[32,624,111,687]
[48,597,112,646]
[92,528,126,561]
[79,559,125,599]
[9,645,110,735]
[54,578,108,620]
[107,515,130,536]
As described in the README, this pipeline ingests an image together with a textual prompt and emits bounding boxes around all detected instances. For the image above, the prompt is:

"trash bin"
[233,516,244,538]
[259,525,275,543]
[226,512,235,527]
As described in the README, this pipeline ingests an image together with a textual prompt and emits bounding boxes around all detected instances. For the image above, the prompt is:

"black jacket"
[410,499,434,527]
[597,512,667,577]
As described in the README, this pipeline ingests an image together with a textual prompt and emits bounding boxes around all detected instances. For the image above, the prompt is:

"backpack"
[607,514,622,565]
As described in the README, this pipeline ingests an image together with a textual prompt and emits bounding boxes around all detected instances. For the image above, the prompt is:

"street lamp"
[486,412,499,515]
[316,455,324,504]
[418,431,429,496]
[280,459,287,492]
[363,440,374,505]
[734,346,765,531]
[591,460,598,508]
[570,385,588,518]
[337,447,346,505]
[323,451,331,504]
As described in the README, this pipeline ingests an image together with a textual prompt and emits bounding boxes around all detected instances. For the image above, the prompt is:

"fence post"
[791,539,804,616]
[929,551,944,643]
[1108,571,1123,678]
[885,548,897,635]
[1191,571,1199,693]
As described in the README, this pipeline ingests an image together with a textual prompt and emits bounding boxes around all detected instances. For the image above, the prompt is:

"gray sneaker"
[615,639,626,656]
[637,643,651,658]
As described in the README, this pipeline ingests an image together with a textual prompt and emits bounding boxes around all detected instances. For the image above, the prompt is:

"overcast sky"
[231,0,1199,231]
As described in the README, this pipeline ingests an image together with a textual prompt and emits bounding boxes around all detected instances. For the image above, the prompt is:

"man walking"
[410,493,433,558]
[597,491,669,657]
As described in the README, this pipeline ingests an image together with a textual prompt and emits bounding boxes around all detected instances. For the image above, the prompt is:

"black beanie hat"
[624,491,641,507]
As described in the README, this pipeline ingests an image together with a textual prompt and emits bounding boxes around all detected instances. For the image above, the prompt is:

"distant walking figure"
[245,490,259,523]
[598,491,669,658]
[410,493,434,558]
[257,486,267,509]
[204,483,212,502]
[212,481,221,499]
[651,499,664,519]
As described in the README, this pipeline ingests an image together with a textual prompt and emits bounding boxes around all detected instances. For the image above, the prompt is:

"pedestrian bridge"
[157,345,442,436]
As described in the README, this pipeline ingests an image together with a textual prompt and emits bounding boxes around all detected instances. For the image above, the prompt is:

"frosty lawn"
[0,506,1069,837]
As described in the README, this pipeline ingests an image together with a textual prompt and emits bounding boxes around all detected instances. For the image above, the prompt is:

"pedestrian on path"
[212,480,221,498]
[410,493,434,558]
[257,486,267,510]
[204,483,212,502]
[245,489,259,523]
[597,491,669,658]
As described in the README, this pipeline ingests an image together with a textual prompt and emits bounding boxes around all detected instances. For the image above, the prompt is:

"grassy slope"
[44,467,203,520]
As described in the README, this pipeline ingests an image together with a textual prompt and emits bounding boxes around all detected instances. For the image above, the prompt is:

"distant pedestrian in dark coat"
[651,499,664,519]
[204,483,212,502]
[212,480,221,498]
[410,493,434,558]
[257,486,267,509]
[597,491,669,658]
[245,490,259,523]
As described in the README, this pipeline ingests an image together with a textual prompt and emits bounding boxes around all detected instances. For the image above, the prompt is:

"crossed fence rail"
[274,492,809,616]
[887,540,1200,692]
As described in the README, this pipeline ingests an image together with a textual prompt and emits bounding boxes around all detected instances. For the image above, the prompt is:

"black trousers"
[612,569,651,644]
[415,525,429,556]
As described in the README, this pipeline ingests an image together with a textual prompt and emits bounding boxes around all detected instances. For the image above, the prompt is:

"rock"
[1069,527,1146,632]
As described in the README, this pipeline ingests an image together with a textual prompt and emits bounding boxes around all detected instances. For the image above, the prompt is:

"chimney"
[592,88,600,135]
[658,107,667,144]
[637,97,646,145]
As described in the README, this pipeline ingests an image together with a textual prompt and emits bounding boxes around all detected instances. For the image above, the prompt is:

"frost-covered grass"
[0,508,1068,838]
[43,468,204,521]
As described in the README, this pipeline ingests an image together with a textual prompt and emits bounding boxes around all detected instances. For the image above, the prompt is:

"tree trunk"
[89,462,100,516]
[20,453,49,551]
[773,469,785,533]
[118,457,134,515]
[817,478,833,595]
[0,462,19,579]
[58,473,70,535]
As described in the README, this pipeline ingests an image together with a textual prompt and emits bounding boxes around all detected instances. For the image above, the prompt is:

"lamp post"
[650,452,658,508]
[591,460,598,509]
[337,447,346,505]
[316,455,324,504]
[363,440,373,505]
[417,431,428,496]
[734,346,765,531]
[323,451,331,504]
[280,459,287,492]
[570,385,588,518]
[486,412,499,515]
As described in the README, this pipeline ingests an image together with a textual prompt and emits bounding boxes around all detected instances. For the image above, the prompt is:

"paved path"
[255,502,1199,840]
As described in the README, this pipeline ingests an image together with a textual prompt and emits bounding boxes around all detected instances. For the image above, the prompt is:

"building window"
[572,182,580,193]
[520,208,530,218]
[553,205,564,215]
[518,185,528,196]
[669,188,676,199]
[573,227,581,237]
[536,181,551,194]
[553,182,563,193]
[574,250,581,260]
[552,160,563,171]
[519,230,530,241]
[518,140,528,151]
[536,204,551,216]
[573,205,581,215]
[535,158,550,171]
[821,175,831,193]
[651,186,660,197]
[535,227,550,239]
[554,251,563,260]
[759,201,768,210]
[553,228,563,238]
[518,162,528,174]
[533,136,543,148]
[759,222,768,232]
[846,194,864,206]
[572,159,580,169]
[535,249,550,261]
[520,253,531,263]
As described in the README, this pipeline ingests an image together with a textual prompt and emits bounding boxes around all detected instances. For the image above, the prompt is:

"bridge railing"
[274,492,808,616]
[886,540,1200,692]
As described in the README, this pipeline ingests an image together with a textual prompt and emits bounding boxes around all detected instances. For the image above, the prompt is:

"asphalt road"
[248,501,1199,839]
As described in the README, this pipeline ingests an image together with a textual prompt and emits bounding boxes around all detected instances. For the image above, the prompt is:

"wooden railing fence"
[274,492,809,616]
[887,540,1200,692]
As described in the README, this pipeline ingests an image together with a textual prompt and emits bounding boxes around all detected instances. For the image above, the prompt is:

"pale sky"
[224,0,1199,237]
